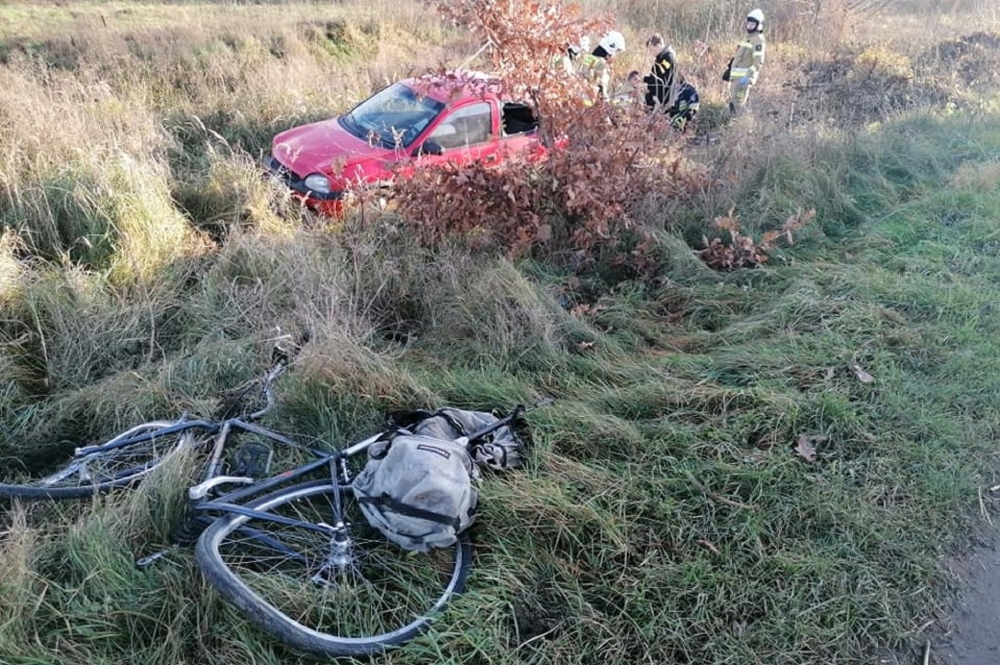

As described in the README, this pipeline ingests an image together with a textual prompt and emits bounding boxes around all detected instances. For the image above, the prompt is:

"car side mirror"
[414,140,444,157]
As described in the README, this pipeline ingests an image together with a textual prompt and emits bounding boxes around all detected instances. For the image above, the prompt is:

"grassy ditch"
[1,111,999,665]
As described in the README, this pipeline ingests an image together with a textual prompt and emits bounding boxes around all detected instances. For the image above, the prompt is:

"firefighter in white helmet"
[722,8,766,114]
[578,30,626,102]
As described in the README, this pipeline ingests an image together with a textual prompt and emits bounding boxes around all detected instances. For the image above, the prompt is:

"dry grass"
[1,1,1000,664]
[0,505,41,644]
[950,159,1000,191]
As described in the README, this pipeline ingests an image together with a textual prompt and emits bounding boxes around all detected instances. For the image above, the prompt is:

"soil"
[931,525,1000,665]
[884,524,1000,665]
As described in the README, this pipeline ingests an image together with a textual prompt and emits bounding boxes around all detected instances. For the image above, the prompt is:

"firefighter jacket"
[667,82,700,119]
[643,46,677,109]
[729,32,765,84]
[577,52,610,100]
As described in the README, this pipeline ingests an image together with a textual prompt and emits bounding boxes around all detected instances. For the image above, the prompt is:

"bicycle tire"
[0,421,187,500]
[195,478,472,657]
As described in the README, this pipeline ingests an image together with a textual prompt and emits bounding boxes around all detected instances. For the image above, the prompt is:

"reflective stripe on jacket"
[730,33,765,83]
[577,53,610,99]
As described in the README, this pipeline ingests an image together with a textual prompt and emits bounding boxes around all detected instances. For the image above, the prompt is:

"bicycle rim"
[0,422,186,500]
[196,479,471,657]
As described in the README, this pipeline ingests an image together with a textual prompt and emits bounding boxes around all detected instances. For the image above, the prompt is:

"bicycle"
[0,344,531,657]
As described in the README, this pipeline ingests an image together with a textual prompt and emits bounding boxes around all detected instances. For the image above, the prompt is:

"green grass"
[2,1,1000,663]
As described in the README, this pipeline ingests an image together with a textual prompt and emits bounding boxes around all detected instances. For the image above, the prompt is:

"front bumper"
[263,155,343,202]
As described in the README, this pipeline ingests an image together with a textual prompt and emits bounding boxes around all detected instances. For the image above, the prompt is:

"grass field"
[2,1,1000,663]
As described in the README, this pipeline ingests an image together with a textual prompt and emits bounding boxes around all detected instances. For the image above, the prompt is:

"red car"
[265,72,542,215]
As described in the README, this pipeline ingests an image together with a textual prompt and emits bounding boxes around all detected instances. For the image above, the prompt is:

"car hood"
[271,117,391,176]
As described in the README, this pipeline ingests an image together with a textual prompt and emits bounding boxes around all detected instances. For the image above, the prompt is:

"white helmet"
[746,8,764,29]
[598,31,626,56]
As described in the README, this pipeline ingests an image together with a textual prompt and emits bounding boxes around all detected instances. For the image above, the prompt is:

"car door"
[415,101,501,168]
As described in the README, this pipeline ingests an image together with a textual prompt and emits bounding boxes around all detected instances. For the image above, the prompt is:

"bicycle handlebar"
[240,333,301,421]
[461,396,553,444]
[247,359,289,421]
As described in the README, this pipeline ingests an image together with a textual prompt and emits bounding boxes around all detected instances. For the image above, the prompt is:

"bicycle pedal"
[171,515,216,546]
[233,440,274,477]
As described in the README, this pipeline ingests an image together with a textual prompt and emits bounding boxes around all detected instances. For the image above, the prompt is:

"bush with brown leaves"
[699,208,814,270]
[388,0,707,270]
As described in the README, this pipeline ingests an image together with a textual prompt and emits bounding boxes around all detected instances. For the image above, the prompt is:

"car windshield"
[339,83,446,149]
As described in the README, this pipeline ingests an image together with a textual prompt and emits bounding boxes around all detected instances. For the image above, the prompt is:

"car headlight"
[303,173,331,195]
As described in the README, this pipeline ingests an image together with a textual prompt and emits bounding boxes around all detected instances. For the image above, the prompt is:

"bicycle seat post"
[203,421,233,483]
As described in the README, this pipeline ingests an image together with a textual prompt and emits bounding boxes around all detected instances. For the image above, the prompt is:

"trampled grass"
[2,1,1000,663]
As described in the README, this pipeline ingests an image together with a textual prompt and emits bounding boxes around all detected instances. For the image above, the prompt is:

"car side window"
[428,102,493,150]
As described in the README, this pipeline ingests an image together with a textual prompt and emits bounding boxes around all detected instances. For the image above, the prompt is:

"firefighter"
[642,33,678,111]
[577,31,626,102]
[723,8,766,114]
[666,79,700,132]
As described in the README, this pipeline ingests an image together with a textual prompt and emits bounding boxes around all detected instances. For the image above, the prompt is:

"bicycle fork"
[310,457,358,585]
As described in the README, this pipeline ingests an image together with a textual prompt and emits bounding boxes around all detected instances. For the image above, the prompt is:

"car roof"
[401,69,503,103]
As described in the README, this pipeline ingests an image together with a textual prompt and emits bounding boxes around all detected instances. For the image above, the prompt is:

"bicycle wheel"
[0,421,190,500]
[196,478,472,657]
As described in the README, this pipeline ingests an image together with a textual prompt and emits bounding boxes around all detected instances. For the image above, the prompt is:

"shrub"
[699,208,814,271]
[389,0,708,272]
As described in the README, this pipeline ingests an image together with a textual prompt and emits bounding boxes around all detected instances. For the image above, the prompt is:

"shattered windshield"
[339,82,446,149]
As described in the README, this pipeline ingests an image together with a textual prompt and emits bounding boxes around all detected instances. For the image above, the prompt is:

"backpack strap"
[389,407,480,439]
[431,408,472,438]
[366,429,400,460]
[357,492,464,529]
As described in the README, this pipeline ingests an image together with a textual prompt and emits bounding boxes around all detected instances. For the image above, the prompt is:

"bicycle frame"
[148,426,386,571]
[174,408,529,572]
[192,423,383,499]
[130,418,379,567]
[3,340,544,657]
[12,367,541,654]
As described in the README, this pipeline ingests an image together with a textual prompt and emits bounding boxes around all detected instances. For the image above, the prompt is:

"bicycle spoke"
[199,480,470,654]
[0,423,193,499]
[57,435,179,488]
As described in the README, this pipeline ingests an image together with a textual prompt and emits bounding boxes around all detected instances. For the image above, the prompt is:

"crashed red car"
[264,72,542,215]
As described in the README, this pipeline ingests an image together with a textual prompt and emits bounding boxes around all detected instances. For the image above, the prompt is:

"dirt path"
[931,525,1000,665]
[881,522,1000,665]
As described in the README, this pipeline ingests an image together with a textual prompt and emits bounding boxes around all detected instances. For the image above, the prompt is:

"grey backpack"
[352,408,522,552]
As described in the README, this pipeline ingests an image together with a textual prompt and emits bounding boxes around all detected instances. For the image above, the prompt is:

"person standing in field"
[642,33,678,112]
[641,33,700,132]
[577,31,626,102]
[723,8,766,115]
